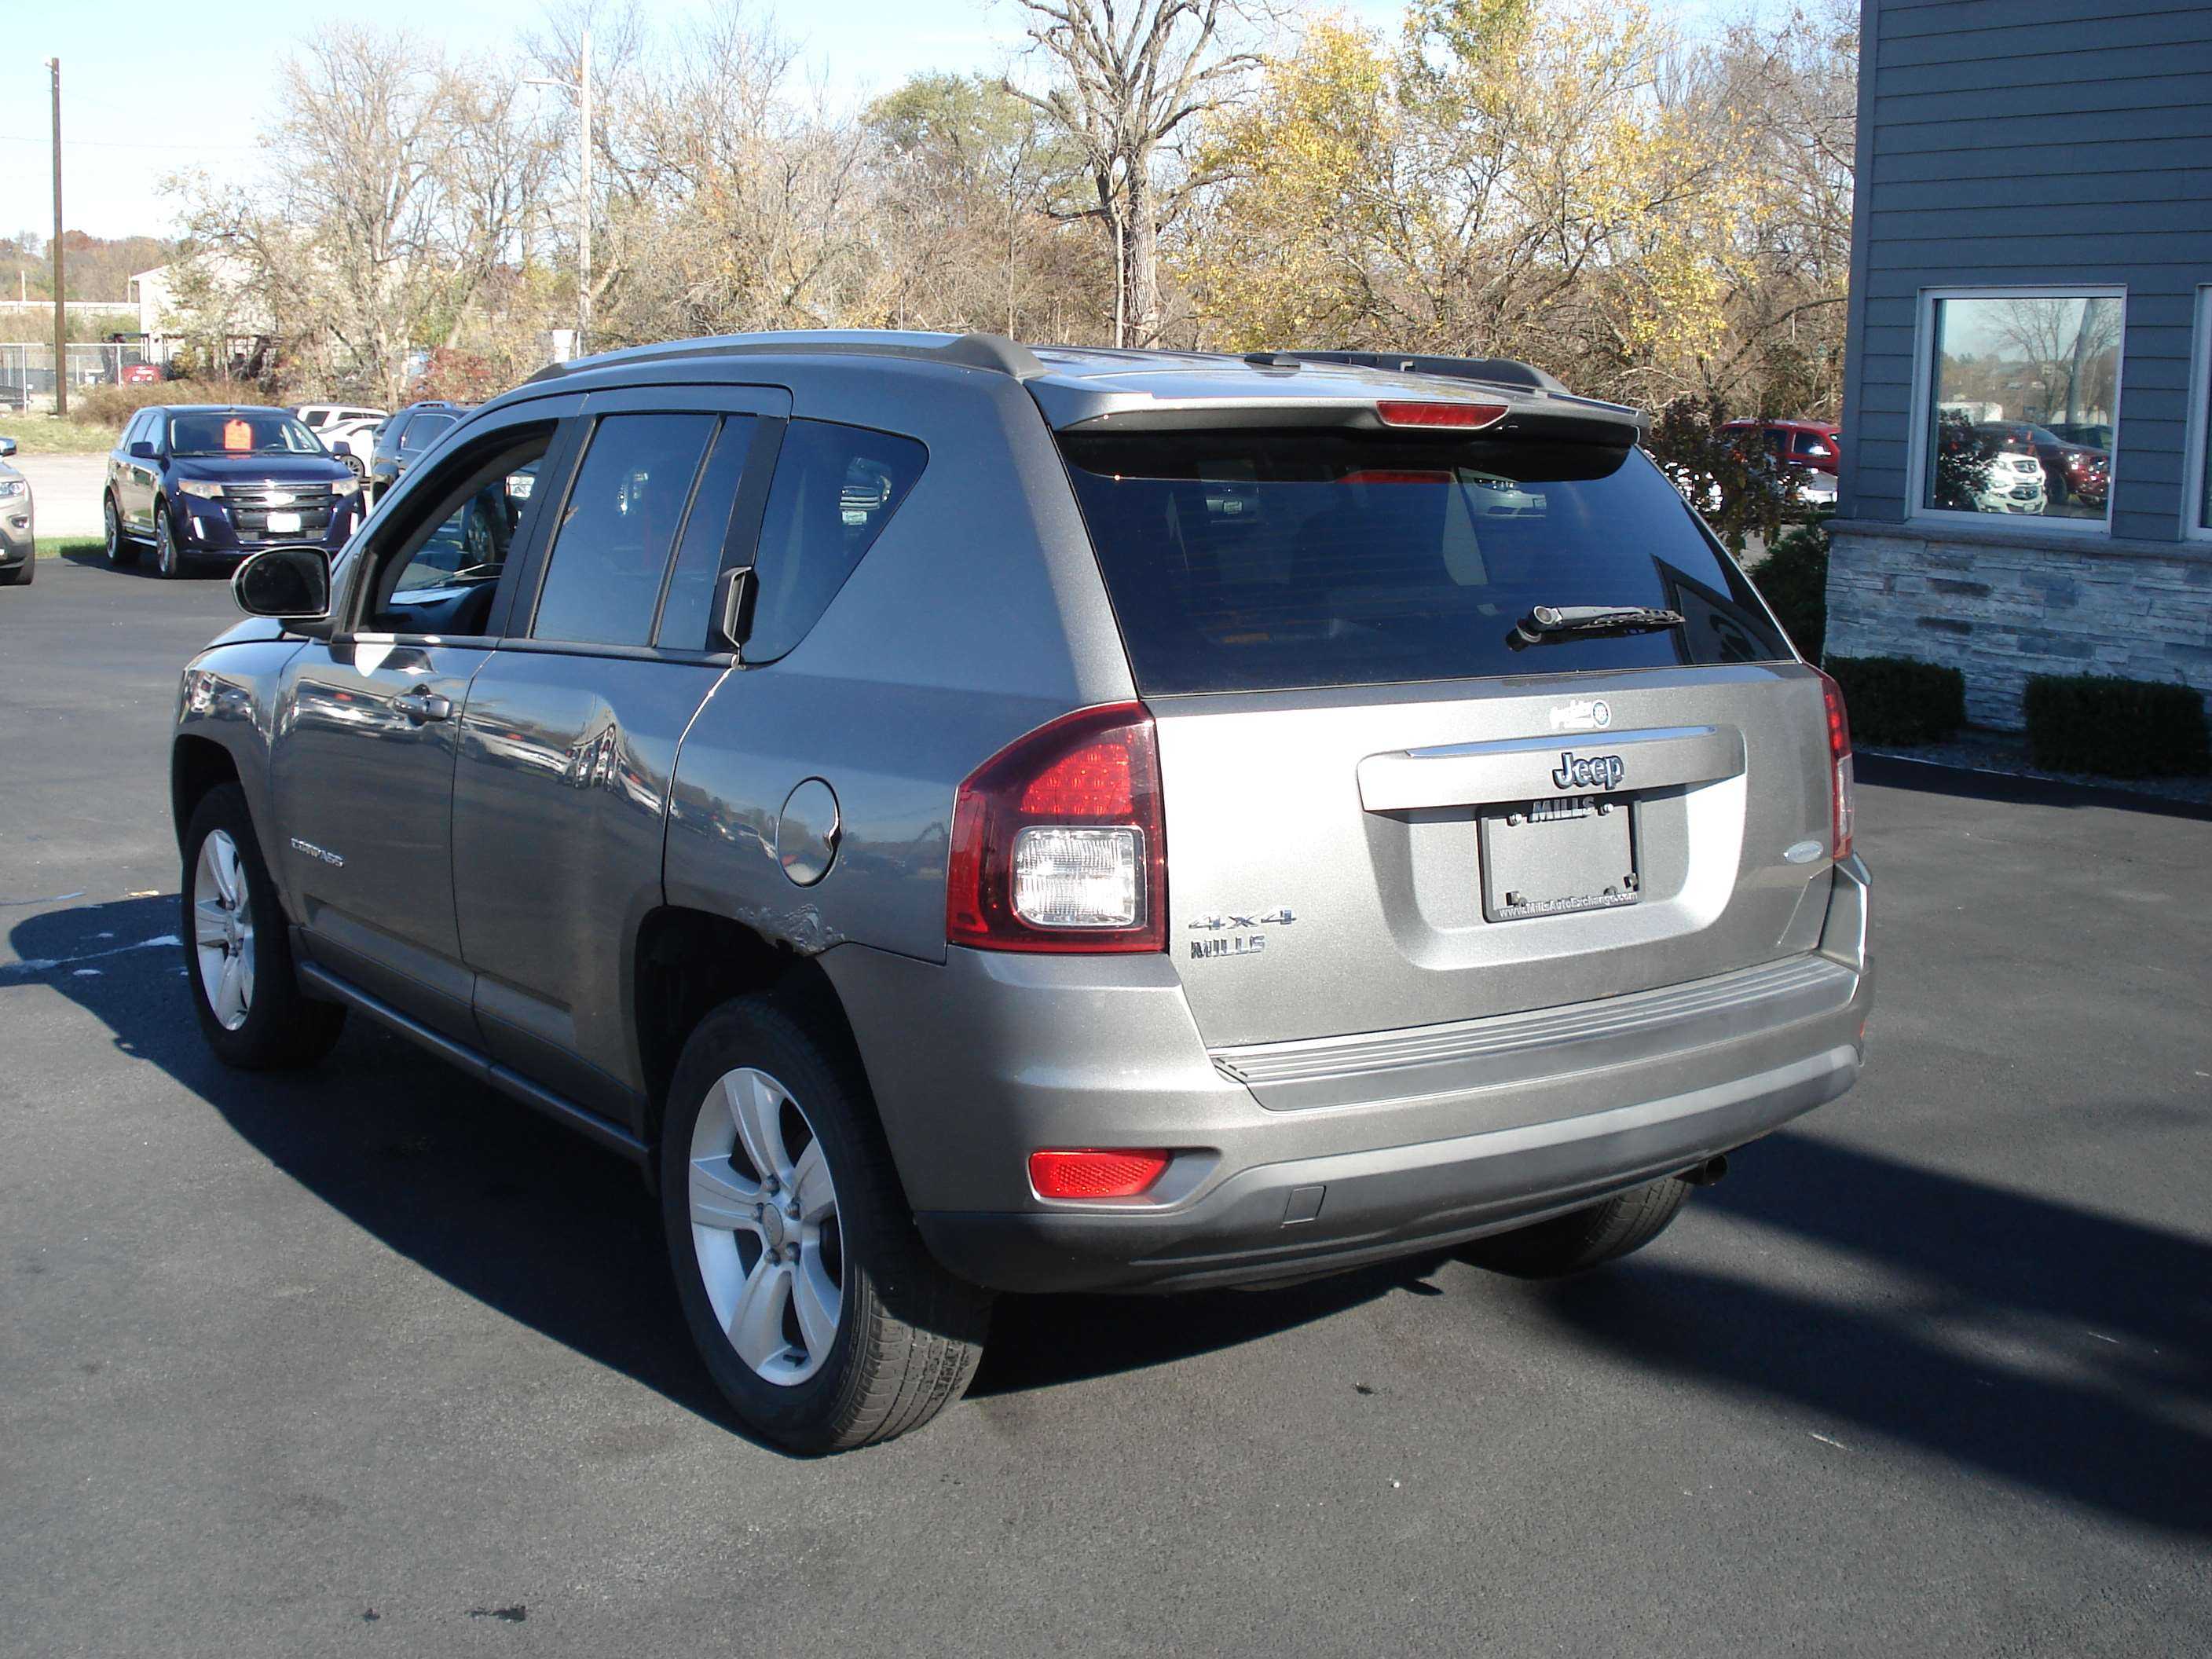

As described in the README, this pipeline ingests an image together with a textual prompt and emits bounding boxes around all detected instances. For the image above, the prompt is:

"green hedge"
[1826,655,1968,747]
[1752,523,1828,661]
[2023,674,2211,778]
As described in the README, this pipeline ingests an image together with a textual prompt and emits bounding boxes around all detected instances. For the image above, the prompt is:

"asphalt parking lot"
[3,555,2207,1657]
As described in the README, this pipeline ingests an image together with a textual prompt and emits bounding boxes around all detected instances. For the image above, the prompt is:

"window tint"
[401,412,457,452]
[532,412,718,646]
[167,411,320,456]
[1060,431,1789,695]
[363,430,553,634]
[1922,293,2119,525]
[1792,430,1830,457]
[746,420,926,661]
[655,416,758,650]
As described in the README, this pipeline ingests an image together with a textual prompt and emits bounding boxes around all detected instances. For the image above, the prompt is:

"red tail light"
[1816,670,1855,860]
[1375,400,1507,430]
[1029,1148,1172,1200]
[947,703,1166,953]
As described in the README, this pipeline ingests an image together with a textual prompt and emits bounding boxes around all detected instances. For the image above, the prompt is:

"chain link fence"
[0,342,165,413]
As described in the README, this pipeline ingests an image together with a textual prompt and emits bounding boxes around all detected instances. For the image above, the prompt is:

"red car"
[1719,418,1842,476]
[1972,421,2108,509]
[121,364,161,386]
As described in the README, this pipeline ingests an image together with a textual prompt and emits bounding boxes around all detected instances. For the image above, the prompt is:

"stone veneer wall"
[1822,519,2212,730]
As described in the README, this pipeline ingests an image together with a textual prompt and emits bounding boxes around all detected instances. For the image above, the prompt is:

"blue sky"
[2,0,1773,255]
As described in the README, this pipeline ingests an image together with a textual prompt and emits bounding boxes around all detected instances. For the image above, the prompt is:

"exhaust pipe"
[1677,1153,1729,1188]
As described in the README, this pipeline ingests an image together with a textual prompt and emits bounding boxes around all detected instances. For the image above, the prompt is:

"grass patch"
[35,537,103,560]
[2,416,121,454]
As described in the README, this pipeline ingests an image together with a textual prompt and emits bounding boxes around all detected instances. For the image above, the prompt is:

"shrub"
[2023,674,2210,778]
[1752,522,1828,661]
[1826,655,1967,747]
[73,379,238,429]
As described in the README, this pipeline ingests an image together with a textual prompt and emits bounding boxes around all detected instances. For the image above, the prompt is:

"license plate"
[1479,796,1639,921]
[266,511,302,533]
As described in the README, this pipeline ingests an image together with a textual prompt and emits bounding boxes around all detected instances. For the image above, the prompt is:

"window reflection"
[1925,294,2119,524]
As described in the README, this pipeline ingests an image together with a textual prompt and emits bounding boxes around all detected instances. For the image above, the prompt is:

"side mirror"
[330,440,352,458]
[0,437,15,458]
[128,441,156,460]
[712,565,755,654]
[233,546,331,622]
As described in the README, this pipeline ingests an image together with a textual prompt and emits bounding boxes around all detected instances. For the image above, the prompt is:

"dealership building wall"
[1828,0,2212,728]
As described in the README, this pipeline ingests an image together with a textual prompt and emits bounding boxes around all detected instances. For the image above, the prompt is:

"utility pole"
[526,29,591,356]
[49,57,65,419]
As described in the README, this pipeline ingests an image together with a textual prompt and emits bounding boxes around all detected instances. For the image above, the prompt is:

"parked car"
[0,435,32,587]
[321,416,383,477]
[103,405,367,578]
[1719,418,1843,477]
[1973,420,2108,508]
[367,400,466,499]
[1934,419,2049,514]
[174,331,1871,1452]
[2045,421,2113,452]
[122,364,163,386]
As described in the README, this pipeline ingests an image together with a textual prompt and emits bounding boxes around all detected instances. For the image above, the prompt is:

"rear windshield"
[1058,431,1790,694]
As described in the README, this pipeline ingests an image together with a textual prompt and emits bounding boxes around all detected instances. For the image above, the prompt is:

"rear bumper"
[917,1042,1858,1292]
[827,857,1872,1295]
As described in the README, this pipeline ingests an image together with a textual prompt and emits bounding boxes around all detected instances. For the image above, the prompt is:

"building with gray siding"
[1827,0,2212,727]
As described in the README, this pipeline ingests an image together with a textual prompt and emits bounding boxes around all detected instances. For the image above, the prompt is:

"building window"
[2186,287,2212,541]
[1913,288,2122,531]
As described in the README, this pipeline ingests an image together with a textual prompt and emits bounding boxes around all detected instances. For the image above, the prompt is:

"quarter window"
[531,412,719,647]
[1916,290,2122,528]
[745,420,927,661]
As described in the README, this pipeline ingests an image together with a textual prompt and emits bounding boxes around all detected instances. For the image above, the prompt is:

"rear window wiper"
[1512,604,1685,646]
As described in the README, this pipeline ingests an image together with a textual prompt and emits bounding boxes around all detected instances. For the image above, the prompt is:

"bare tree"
[1006,0,1258,346]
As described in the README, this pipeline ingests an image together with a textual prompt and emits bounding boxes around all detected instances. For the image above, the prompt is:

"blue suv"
[104,405,366,578]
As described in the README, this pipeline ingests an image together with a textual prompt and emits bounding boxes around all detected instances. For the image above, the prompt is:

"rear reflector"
[1029,1148,1172,1200]
[1375,400,1507,430]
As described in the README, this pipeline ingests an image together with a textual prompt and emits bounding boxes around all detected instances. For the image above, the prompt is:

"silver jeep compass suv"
[171,333,1870,1452]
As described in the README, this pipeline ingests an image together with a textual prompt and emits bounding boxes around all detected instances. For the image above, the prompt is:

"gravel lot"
[2,556,2207,1657]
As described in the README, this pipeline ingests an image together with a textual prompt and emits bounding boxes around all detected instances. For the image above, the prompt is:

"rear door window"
[401,413,456,452]
[654,416,758,651]
[744,419,926,661]
[531,412,719,647]
[1058,430,1789,695]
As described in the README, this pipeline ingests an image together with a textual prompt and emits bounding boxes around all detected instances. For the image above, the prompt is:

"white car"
[294,405,386,477]
[1972,449,2048,515]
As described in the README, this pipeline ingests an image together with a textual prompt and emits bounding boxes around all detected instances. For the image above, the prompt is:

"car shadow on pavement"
[1858,752,2212,823]
[13,897,2207,1508]
[59,548,210,580]
[5,895,1416,1440]
[1534,1131,2212,1536]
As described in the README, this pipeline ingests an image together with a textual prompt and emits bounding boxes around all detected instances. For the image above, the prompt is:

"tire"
[181,783,346,1070]
[153,500,182,579]
[0,553,29,587]
[660,994,991,1453]
[1459,1176,1692,1280]
[104,492,138,567]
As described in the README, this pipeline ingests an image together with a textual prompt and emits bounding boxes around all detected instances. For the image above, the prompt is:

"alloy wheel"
[687,1067,844,1386]
[192,829,255,1031]
[156,511,178,577]
[104,495,123,563]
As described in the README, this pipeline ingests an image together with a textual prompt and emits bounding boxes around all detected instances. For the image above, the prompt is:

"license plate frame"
[1478,795,1639,922]
[265,510,303,534]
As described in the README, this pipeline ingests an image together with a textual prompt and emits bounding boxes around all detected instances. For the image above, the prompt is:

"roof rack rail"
[1276,350,1567,396]
[526,330,1047,386]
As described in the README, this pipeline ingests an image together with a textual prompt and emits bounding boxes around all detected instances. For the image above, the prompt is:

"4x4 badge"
[1188,910,1295,931]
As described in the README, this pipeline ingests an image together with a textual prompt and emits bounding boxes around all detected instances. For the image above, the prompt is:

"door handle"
[392,690,453,723]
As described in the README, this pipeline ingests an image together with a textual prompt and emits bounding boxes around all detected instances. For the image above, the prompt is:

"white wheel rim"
[192,829,255,1031]
[688,1067,844,1388]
